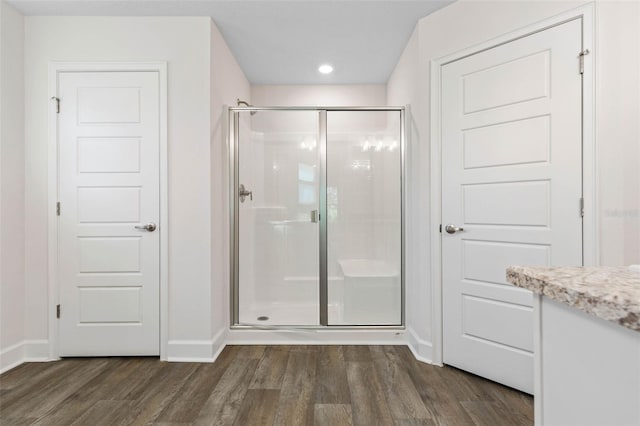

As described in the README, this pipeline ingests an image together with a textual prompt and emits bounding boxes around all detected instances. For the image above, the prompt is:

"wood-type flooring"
[0,345,533,425]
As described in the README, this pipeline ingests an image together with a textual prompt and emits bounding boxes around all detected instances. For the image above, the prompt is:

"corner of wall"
[209,15,250,344]
[406,326,436,365]
[386,13,433,358]
[0,340,50,374]
[166,328,227,363]
[0,342,24,374]
[0,0,27,373]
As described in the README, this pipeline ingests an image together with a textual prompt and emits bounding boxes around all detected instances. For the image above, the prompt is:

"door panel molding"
[429,3,596,376]
[47,62,168,360]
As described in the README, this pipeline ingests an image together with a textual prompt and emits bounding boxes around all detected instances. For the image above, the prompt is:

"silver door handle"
[445,224,464,234]
[135,223,157,232]
[239,184,253,203]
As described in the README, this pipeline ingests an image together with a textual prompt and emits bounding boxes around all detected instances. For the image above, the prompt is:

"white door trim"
[429,3,596,366]
[47,62,169,360]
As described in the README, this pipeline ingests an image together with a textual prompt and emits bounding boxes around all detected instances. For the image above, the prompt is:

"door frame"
[429,3,596,366]
[47,62,169,360]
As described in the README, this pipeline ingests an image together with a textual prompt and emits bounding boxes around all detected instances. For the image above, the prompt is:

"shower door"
[231,107,404,327]
[234,110,321,326]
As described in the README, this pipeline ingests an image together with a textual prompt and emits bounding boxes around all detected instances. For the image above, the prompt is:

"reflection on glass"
[298,163,316,205]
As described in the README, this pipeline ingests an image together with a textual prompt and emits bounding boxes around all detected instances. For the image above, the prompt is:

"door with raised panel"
[58,71,160,356]
[442,19,583,392]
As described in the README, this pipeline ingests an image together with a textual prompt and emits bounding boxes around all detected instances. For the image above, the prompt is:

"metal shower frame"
[228,106,406,330]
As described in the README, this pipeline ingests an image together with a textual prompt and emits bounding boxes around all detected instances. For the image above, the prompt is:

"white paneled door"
[441,19,583,393]
[58,71,160,356]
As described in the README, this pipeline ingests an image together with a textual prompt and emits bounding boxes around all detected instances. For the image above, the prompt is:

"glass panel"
[326,111,402,325]
[237,110,320,326]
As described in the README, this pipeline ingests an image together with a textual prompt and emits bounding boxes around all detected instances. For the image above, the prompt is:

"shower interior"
[230,107,404,327]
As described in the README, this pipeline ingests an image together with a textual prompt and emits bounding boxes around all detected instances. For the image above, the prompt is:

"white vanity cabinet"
[507,266,640,426]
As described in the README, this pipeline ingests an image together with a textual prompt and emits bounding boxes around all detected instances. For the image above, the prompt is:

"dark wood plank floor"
[0,345,533,425]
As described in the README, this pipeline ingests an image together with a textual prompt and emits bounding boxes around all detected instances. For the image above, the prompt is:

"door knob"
[135,223,157,232]
[445,224,464,234]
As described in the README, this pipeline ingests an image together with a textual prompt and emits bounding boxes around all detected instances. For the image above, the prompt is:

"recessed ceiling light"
[318,64,334,74]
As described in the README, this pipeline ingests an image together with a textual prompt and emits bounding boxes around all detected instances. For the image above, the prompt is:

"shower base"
[238,302,343,327]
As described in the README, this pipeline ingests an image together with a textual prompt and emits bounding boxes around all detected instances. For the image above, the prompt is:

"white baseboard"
[406,327,436,365]
[0,340,51,374]
[0,341,24,374]
[24,340,51,361]
[1,332,433,371]
[211,328,227,361]
[167,329,227,363]
[166,340,216,362]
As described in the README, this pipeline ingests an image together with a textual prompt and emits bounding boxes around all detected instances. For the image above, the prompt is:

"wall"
[386,28,426,358]
[209,19,250,349]
[11,0,638,367]
[387,0,640,361]
[24,16,215,359]
[251,85,389,135]
[0,0,26,372]
[251,84,386,107]
[596,1,640,266]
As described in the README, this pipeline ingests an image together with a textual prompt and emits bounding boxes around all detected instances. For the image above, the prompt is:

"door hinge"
[580,197,585,217]
[439,224,442,233]
[56,202,61,216]
[50,96,60,114]
[579,49,590,74]
[56,304,61,319]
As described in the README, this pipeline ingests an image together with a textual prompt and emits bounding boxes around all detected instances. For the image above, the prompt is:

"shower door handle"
[239,184,253,203]
[310,210,319,223]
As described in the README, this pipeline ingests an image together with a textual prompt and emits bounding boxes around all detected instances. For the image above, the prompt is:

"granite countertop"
[506,266,640,332]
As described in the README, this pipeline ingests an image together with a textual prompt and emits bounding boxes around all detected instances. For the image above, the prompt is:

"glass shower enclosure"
[229,107,404,327]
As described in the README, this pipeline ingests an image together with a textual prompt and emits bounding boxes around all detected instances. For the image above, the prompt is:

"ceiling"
[8,0,454,84]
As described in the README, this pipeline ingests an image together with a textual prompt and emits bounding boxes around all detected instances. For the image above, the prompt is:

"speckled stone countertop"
[506,266,640,332]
